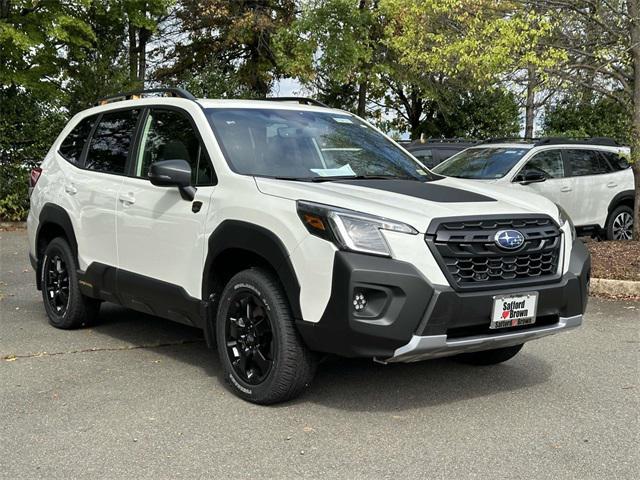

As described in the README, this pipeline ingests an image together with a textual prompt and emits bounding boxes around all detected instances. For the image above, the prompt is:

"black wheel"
[606,205,634,240]
[41,237,100,329]
[216,268,316,404]
[456,344,523,366]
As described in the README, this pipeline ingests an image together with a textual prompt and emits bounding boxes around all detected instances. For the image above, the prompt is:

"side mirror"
[517,170,546,185]
[148,159,196,201]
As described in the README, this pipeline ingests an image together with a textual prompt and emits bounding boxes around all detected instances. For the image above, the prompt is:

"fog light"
[353,292,367,312]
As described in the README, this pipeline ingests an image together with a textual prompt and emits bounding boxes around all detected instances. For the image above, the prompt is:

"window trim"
[130,105,218,187]
[511,148,565,182]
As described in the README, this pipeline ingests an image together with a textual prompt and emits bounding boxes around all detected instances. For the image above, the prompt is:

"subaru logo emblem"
[495,229,525,250]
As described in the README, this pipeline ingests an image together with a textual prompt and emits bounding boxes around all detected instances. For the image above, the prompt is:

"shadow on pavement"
[90,303,552,412]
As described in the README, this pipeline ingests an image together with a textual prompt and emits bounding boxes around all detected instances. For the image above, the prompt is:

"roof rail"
[423,138,477,144]
[95,87,196,106]
[481,137,539,144]
[534,137,619,147]
[265,97,329,108]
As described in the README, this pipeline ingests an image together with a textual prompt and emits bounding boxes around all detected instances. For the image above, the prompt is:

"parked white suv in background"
[27,89,590,404]
[433,139,634,240]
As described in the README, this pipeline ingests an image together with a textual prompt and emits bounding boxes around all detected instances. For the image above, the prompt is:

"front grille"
[426,216,562,291]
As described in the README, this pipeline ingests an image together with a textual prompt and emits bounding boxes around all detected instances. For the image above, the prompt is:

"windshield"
[206,108,434,181]
[432,147,529,179]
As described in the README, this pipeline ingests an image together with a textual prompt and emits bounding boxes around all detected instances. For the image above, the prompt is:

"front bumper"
[386,314,582,363]
[297,239,590,360]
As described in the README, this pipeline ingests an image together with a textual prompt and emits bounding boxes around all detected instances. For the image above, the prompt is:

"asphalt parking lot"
[1,228,639,479]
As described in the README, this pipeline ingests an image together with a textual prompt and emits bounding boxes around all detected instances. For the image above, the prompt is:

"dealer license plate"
[490,292,538,329]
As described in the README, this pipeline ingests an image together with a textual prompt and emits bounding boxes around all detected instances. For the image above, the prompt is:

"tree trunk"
[128,22,138,84]
[524,64,536,139]
[357,80,367,117]
[138,28,151,86]
[629,0,640,240]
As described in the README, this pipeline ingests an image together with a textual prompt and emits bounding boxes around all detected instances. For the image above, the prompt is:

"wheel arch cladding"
[202,220,302,320]
[608,190,635,213]
[35,204,78,290]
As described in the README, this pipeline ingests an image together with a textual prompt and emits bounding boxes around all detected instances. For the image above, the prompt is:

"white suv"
[27,89,590,404]
[433,140,635,240]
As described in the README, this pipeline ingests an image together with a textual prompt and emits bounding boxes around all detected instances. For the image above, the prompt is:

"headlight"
[297,201,418,256]
[556,203,576,241]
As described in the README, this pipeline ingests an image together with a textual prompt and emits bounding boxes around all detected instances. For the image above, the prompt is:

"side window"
[86,109,140,174]
[565,149,611,177]
[411,149,435,167]
[600,151,630,171]
[136,109,215,186]
[524,150,564,178]
[59,115,97,166]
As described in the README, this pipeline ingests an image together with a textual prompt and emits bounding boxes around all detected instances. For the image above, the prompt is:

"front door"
[115,106,216,311]
[515,149,573,219]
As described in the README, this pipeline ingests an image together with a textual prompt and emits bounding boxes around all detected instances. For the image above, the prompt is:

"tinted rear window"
[600,151,630,171]
[59,115,97,165]
[564,149,611,176]
[86,109,140,174]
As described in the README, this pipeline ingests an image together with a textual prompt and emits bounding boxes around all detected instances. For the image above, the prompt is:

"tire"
[456,344,523,366]
[605,205,634,241]
[41,237,100,329]
[215,268,316,404]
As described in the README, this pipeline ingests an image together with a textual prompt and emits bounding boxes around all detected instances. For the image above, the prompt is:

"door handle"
[560,186,572,192]
[606,182,618,188]
[64,184,78,195]
[119,193,136,206]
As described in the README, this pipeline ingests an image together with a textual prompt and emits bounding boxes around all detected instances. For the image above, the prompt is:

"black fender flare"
[35,204,78,289]
[202,220,302,320]
[607,190,635,215]
[37,203,78,256]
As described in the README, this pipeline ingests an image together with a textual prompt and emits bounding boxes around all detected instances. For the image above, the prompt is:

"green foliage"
[381,0,564,83]
[381,86,520,139]
[0,0,95,100]
[157,1,296,97]
[274,0,384,110]
[0,87,66,221]
[542,96,631,145]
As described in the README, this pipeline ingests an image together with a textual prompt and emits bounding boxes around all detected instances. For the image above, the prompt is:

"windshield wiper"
[274,174,419,183]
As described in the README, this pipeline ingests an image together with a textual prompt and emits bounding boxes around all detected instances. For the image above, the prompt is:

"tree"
[157,0,296,98]
[275,0,385,115]
[124,0,173,87]
[542,94,630,143]
[531,0,639,239]
[382,1,563,137]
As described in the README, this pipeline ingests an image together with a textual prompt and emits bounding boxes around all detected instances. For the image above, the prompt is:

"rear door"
[57,109,140,271]
[562,149,613,227]
[115,106,216,307]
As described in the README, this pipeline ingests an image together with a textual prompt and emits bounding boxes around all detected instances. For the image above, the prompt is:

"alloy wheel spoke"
[251,348,271,374]
[226,291,274,384]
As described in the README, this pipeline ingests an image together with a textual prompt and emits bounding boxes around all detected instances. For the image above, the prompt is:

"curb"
[0,221,26,229]
[590,278,640,298]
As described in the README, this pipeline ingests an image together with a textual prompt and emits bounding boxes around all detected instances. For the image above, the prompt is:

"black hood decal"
[336,179,497,203]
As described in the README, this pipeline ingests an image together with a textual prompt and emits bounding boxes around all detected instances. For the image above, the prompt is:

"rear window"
[85,109,140,175]
[600,151,630,171]
[59,115,97,166]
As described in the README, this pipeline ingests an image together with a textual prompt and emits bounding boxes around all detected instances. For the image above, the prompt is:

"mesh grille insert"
[427,217,562,290]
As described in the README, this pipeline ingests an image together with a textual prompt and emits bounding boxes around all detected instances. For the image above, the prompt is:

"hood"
[255,177,560,233]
